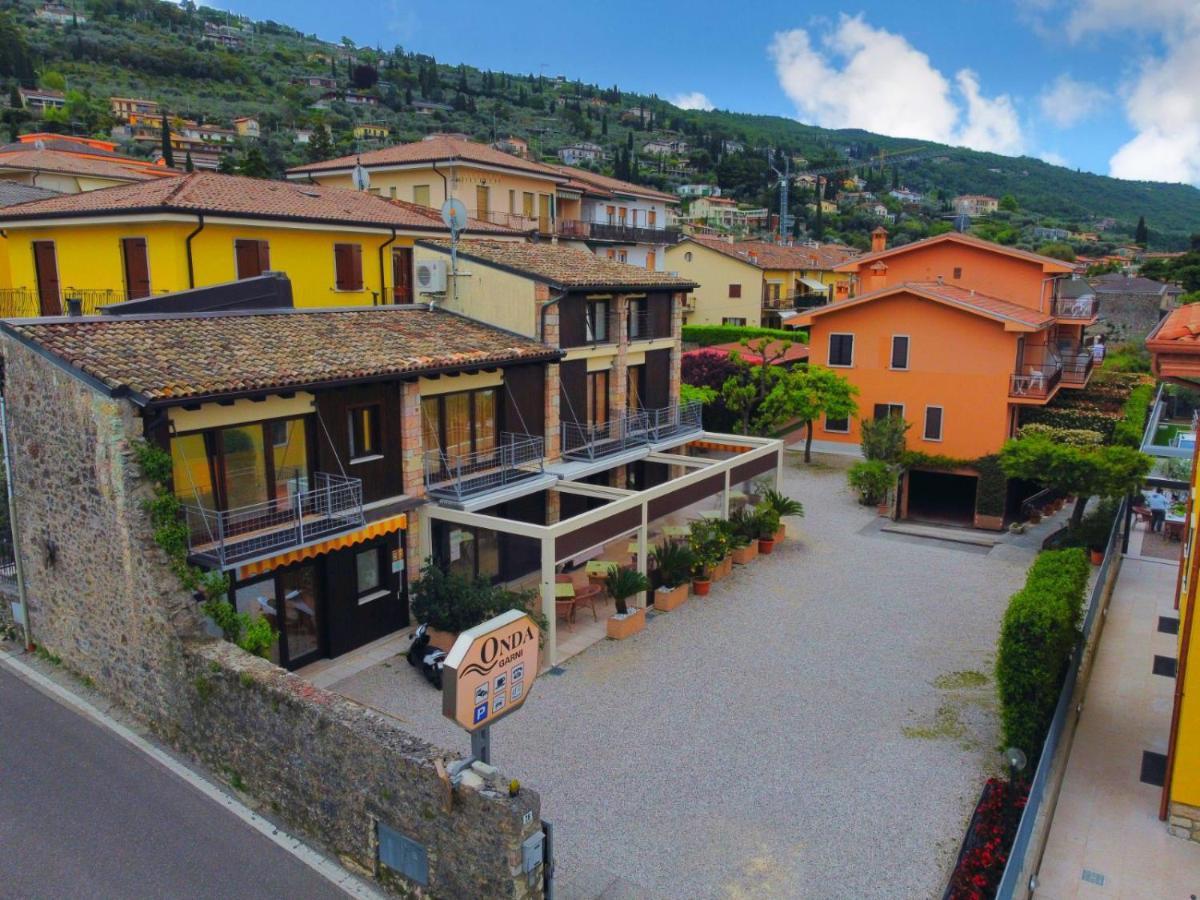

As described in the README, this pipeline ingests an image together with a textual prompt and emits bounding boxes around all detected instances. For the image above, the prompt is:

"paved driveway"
[333,453,1030,899]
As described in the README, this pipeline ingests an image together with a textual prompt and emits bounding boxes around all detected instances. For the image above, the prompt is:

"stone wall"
[1091,292,1171,344]
[1,336,544,898]
[1168,801,1200,843]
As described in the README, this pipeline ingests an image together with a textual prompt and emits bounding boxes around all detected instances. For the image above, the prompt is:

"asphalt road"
[0,664,349,900]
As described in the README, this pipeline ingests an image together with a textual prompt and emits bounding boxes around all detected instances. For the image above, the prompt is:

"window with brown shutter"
[121,237,151,299]
[235,239,270,279]
[728,284,742,298]
[333,243,363,291]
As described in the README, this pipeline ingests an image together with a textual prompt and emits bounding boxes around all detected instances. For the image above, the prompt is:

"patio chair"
[571,582,604,622]
[555,597,576,630]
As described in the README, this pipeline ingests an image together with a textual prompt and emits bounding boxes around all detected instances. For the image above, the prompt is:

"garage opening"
[905,469,978,527]
[1004,477,1043,523]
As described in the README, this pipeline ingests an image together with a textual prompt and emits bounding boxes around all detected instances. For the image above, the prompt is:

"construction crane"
[793,145,935,181]
[767,150,791,243]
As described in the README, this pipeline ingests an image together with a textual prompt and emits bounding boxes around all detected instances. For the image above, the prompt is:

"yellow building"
[353,124,391,141]
[665,236,857,327]
[0,171,516,316]
[287,133,567,229]
[1147,306,1200,835]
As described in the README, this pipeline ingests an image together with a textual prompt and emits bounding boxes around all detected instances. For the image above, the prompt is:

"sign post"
[442,609,540,765]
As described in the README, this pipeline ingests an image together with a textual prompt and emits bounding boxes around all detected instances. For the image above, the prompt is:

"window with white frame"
[924,406,943,441]
[828,333,854,367]
[890,335,910,370]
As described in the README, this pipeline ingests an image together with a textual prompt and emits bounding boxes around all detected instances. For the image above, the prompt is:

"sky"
[214,0,1200,187]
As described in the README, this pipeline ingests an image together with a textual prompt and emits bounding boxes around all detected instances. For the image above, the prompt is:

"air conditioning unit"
[415,259,447,293]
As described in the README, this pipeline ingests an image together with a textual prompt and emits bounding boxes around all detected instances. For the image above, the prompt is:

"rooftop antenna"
[351,156,369,191]
[768,149,790,243]
[438,198,469,310]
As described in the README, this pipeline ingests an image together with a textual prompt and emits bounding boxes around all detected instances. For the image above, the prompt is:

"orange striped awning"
[237,514,407,579]
[690,439,756,454]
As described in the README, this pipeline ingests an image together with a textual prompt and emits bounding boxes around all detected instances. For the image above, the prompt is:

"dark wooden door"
[121,238,151,299]
[559,359,588,426]
[324,537,406,658]
[32,241,60,315]
[391,247,413,304]
[235,239,270,279]
[643,348,672,410]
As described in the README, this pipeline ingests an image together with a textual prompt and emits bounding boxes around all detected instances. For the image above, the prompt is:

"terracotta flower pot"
[773,525,786,543]
[758,538,776,555]
[654,583,688,611]
[1029,512,1042,524]
[732,543,758,565]
[1090,548,1104,565]
[606,607,646,640]
[692,577,712,596]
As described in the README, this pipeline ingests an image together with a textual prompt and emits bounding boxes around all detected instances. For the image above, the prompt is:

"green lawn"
[1153,422,1190,447]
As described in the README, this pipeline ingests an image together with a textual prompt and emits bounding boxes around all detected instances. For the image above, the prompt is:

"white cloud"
[1037,75,1109,128]
[670,91,714,111]
[768,15,1024,155]
[1038,149,1071,167]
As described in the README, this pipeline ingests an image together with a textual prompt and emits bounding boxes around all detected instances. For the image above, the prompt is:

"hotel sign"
[443,610,540,732]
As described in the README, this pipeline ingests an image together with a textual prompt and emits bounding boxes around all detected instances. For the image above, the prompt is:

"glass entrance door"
[276,564,322,668]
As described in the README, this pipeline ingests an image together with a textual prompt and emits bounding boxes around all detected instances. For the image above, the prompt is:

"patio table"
[661,525,691,538]
[554,582,576,599]
[585,561,616,578]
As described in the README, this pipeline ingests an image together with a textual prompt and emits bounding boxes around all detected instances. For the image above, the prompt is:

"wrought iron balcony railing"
[1050,297,1099,320]
[562,411,650,461]
[644,400,703,442]
[1060,345,1096,385]
[183,472,364,569]
[423,433,546,503]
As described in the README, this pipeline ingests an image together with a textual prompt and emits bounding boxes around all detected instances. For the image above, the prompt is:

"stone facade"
[1090,291,1172,344]
[1,336,544,898]
[1168,801,1200,843]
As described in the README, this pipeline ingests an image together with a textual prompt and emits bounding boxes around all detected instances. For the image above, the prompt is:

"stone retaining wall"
[1,337,544,897]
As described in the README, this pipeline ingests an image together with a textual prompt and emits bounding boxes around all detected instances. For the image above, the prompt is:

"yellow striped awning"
[237,514,407,579]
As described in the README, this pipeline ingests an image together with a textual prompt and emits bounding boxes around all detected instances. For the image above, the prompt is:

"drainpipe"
[185,213,205,289]
[538,290,568,343]
[377,227,397,305]
[0,393,32,651]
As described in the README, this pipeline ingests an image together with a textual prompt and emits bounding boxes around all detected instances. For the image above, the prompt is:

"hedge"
[682,324,807,347]
[1017,422,1104,446]
[995,548,1090,762]
[1019,406,1119,440]
[1111,383,1155,448]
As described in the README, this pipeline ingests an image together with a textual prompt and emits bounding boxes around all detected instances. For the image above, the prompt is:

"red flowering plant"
[946,777,1028,900]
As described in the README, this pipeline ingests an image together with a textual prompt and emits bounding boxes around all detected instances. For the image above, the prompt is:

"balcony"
[183,472,365,569]
[557,220,683,245]
[468,209,548,232]
[0,287,129,318]
[644,400,703,442]
[1060,345,1096,387]
[561,308,618,349]
[1010,361,1063,400]
[423,433,546,503]
[626,308,671,341]
[563,411,650,461]
[1051,297,1099,321]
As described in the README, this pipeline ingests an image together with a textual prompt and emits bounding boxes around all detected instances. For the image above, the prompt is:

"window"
[234,239,269,280]
[333,243,364,291]
[924,406,944,441]
[646,250,656,270]
[722,317,747,326]
[873,403,904,420]
[617,250,628,263]
[824,414,850,433]
[648,209,657,228]
[121,237,151,299]
[890,335,910,370]
[684,251,693,262]
[828,333,854,367]
[388,186,397,200]
[728,284,742,298]
[627,365,643,410]
[586,370,610,425]
[606,205,616,224]
[585,299,610,342]
[522,192,535,218]
[475,184,490,217]
[412,184,430,207]
[953,267,962,279]
[618,207,628,224]
[421,389,497,465]
[355,546,383,595]
[508,189,516,214]
[348,404,381,460]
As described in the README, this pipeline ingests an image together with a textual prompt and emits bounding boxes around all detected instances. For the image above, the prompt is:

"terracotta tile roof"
[1148,303,1200,346]
[544,164,678,204]
[0,148,163,182]
[419,239,697,290]
[798,281,1053,330]
[0,171,516,233]
[286,134,567,180]
[729,240,858,271]
[2,307,559,405]
[832,231,1076,273]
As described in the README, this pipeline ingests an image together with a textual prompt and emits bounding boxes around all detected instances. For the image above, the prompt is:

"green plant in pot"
[761,488,803,540]
[688,518,726,595]
[847,460,894,508]
[605,564,652,640]
[651,540,694,611]
[755,504,782,554]
[728,506,760,564]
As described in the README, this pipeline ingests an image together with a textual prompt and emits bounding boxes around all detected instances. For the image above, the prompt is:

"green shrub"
[847,460,894,505]
[1059,499,1120,551]
[1018,423,1104,446]
[688,518,728,575]
[761,488,804,519]
[1111,383,1155,448]
[1020,406,1119,440]
[682,324,805,347]
[973,454,1008,517]
[409,563,540,635]
[651,541,694,590]
[995,548,1090,761]
[605,565,651,615]
[860,415,911,463]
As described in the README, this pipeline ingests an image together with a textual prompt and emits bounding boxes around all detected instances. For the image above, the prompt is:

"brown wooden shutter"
[256,240,270,273]
[121,238,151,299]
[349,243,362,290]
[334,244,349,290]
[32,241,61,315]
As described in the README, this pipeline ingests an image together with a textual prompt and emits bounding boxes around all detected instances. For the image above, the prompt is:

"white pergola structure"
[423,433,784,666]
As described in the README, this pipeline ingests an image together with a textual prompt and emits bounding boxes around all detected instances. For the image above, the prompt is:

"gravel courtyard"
[332,452,1031,899]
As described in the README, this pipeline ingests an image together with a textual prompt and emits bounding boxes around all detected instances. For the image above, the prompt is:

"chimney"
[871,226,888,254]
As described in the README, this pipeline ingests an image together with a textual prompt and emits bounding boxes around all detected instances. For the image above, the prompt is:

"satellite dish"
[440,198,469,233]
[351,161,370,191]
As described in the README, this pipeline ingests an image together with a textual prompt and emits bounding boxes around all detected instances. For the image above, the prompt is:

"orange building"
[794,229,1095,526]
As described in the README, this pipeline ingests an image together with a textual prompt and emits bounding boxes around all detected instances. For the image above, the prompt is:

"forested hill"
[1,0,1197,248]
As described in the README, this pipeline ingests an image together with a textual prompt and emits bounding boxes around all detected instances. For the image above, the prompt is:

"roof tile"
[287,134,565,179]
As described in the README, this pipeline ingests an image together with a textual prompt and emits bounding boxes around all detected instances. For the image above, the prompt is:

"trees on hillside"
[1135,215,1148,245]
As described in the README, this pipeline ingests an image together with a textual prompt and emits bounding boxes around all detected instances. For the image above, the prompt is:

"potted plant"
[688,519,725,596]
[755,505,782,554]
[761,488,804,542]
[605,565,651,639]
[651,541,693,611]
[710,518,736,579]
[728,507,758,565]
[847,460,894,511]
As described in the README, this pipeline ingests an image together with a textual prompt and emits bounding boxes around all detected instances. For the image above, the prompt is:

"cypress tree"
[184,150,194,172]
[1135,215,1148,245]
[160,113,175,168]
